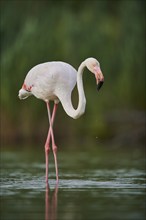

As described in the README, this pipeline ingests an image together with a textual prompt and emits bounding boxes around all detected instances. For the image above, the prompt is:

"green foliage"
[0,0,145,144]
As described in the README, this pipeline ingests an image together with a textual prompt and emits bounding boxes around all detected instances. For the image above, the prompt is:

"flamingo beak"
[97,80,104,91]
[93,66,104,91]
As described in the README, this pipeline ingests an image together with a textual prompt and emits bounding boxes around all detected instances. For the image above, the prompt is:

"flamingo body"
[23,62,76,103]
[18,58,104,183]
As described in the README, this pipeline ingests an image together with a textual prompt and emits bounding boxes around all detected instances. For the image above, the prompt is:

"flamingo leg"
[46,102,59,183]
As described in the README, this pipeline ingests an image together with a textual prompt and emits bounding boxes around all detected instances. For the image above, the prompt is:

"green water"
[0,145,146,220]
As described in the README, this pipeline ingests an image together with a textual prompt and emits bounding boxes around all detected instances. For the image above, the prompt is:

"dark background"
[1,0,146,148]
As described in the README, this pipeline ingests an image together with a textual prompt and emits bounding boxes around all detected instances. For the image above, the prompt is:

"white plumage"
[18,57,104,183]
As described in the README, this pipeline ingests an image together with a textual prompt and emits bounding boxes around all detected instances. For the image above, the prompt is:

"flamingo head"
[85,57,104,91]
[18,88,31,100]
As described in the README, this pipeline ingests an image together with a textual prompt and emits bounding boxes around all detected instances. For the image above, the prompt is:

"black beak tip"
[97,81,104,91]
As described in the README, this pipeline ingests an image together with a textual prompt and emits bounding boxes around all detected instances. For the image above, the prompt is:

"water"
[0,146,146,220]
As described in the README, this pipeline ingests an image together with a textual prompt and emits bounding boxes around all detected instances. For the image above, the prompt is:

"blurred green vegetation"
[0,0,146,147]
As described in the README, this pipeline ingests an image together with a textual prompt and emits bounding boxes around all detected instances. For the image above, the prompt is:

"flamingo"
[18,57,104,183]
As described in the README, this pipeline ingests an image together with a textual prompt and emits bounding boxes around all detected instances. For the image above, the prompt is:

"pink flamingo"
[18,57,104,183]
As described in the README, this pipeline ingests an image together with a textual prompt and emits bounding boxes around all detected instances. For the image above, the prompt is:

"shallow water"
[0,146,146,220]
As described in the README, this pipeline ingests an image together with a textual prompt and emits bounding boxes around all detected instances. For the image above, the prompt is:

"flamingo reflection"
[45,184,58,220]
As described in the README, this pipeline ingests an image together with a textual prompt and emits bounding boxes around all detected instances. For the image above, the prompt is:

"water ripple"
[1,168,145,197]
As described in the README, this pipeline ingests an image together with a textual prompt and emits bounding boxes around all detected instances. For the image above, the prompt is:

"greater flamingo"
[18,57,104,183]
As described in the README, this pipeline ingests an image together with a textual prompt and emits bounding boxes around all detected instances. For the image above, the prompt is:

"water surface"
[0,146,146,220]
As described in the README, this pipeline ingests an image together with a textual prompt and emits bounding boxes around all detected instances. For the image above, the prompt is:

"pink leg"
[45,102,58,183]
[45,103,58,149]
[46,102,59,183]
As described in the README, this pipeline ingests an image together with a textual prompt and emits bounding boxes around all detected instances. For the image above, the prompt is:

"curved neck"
[76,61,86,117]
[61,61,86,119]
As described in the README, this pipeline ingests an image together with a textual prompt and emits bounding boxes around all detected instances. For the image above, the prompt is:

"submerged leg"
[46,102,59,183]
